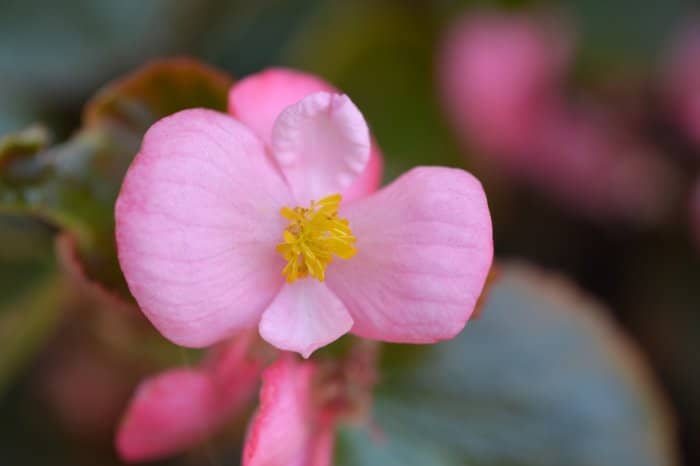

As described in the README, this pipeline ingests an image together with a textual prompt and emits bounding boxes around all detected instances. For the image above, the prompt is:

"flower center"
[276,194,357,283]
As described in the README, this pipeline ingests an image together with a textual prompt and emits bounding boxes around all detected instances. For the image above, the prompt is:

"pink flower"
[116,334,264,462]
[662,20,700,147]
[438,11,570,158]
[115,68,493,357]
[117,341,376,464]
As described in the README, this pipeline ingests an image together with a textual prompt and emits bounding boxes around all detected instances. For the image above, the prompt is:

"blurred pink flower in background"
[438,12,571,159]
[662,20,700,147]
[116,68,493,358]
[529,104,677,223]
[439,11,678,224]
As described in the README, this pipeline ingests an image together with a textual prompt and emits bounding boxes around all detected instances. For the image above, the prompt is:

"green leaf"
[336,264,677,466]
[84,57,233,133]
[0,59,233,297]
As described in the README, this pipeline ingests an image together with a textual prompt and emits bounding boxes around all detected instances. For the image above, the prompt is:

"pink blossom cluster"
[114,68,493,463]
[438,11,676,224]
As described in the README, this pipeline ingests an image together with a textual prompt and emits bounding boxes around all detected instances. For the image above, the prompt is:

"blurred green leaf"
[0,215,54,303]
[84,57,233,133]
[0,264,63,394]
[336,264,677,466]
[0,125,51,162]
[0,58,233,297]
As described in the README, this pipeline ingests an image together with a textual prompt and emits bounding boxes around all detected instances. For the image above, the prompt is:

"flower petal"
[306,421,336,466]
[117,334,263,461]
[228,68,382,202]
[343,142,384,202]
[116,336,263,462]
[259,280,353,358]
[206,335,266,417]
[116,108,292,347]
[207,332,267,388]
[271,92,371,204]
[326,167,493,343]
[116,370,220,462]
[243,357,316,466]
[228,67,333,147]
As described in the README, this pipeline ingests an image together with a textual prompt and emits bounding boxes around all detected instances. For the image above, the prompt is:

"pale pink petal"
[116,370,221,462]
[116,109,293,347]
[342,142,384,201]
[228,67,382,201]
[271,92,371,204]
[228,68,333,147]
[259,280,353,358]
[326,167,493,342]
[243,357,316,466]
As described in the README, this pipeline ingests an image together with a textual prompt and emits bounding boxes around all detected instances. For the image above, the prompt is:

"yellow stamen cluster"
[277,194,357,283]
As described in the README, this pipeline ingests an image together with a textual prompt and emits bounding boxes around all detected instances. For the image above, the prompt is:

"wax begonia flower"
[116,68,493,357]
[116,336,263,462]
[243,356,334,466]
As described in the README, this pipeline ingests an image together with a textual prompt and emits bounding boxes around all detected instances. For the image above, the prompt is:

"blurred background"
[1,0,699,465]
